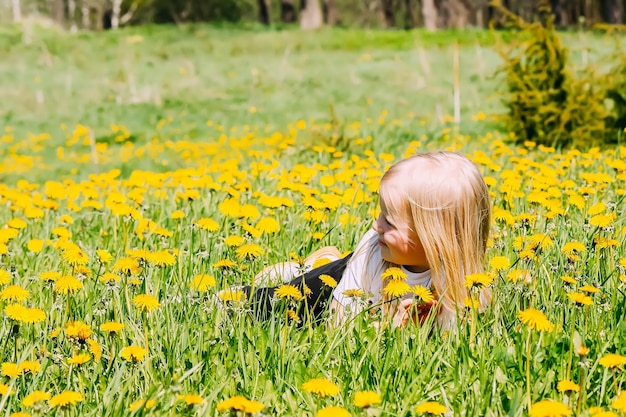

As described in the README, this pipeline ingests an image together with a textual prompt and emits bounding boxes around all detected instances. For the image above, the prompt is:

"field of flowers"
[0,112,625,417]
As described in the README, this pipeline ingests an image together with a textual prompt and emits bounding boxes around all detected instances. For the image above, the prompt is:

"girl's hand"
[393,298,438,328]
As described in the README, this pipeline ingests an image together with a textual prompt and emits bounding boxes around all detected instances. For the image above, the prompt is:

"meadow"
[0,22,626,416]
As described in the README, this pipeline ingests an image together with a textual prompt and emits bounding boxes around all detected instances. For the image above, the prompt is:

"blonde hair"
[377,151,491,328]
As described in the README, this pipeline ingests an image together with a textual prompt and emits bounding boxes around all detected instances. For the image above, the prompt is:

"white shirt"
[332,229,432,310]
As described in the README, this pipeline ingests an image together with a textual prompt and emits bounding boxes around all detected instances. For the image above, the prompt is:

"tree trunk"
[81,0,90,29]
[111,0,122,29]
[280,0,296,22]
[11,0,21,22]
[380,0,395,27]
[422,0,438,30]
[50,0,65,25]
[404,0,415,28]
[440,0,471,29]
[600,0,623,23]
[550,0,569,27]
[323,0,338,24]
[68,0,77,31]
[300,0,323,29]
[258,0,271,24]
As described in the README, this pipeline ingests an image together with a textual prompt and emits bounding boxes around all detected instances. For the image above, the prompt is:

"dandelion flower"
[2,362,21,378]
[0,269,10,285]
[218,289,246,302]
[415,401,447,415]
[100,321,124,334]
[120,346,147,363]
[318,274,337,288]
[0,383,12,396]
[67,353,91,366]
[381,267,407,281]
[302,378,339,397]
[216,396,264,413]
[383,280,411,298]
[599,353,626,369]
[316,406,350,417]
[22,390,51,407]
[464,273,494,290]
[567,292,593,306]
[18,361,40,374]
[190,274,216,292]
[179,394,204,405]
[27,239,44,253]
[48,390,83,408]
[112,257,141,275]
[529,399,571,417]
[561,275,577,285]
[65,321,93,341]
[343,289,365,298]
[61,246,89,266]
[518,308,554,332]
[412,285,434,303]
[213,259,237,268]
[96,249,113,264]
[557,379,580,393]
[353,391,381,408]
[195,218,219,232]
[129,399,156,412]
[147,250,177,267]
[132,294,160,312]
[54,276,83,295]
[224,235,244,246]
[256,217,280,234]
[589,214,614,228]
[0,285,30,302]
[7,218,27,229]
[236,243,263,260]
[87,339,102,361]
[287,309,300,322]
[489,256,511,270]
[612,391,626,411]
[4,304,45,324]
[579,285,600,293]
[275,285,303,302]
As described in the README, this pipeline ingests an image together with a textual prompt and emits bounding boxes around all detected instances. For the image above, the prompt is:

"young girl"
[243,150,492,330]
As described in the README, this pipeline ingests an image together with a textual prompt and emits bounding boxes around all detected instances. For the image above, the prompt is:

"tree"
[380,0,395,27]
[300,0,323,28]
[258,0,271,24]
[600,0,623,24]
[281,0,297,22]
[422,0,438,30]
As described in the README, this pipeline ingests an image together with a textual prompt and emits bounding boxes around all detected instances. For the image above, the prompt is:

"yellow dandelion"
[213,259,237,268]
[579,285,600,293]
[381,267,407,281]
[65,321,93,341]
[567,292,593,306]
[353,390,381,408]
[518,308,554,332]
[0,269,10,285]
[2,362,21,378]
[557,379,580,393]
[171,210,186,219]
[383,280,411,298]
[67,353,91,366]
[343,289,365,298]
[195,218,219,232]
[412,285,434,303]
[599,353,626,369]
[7,218,27,229]
[22,390,51,407]
[48,390,83,408]
[190,274,216,292]
[216,396,264,413]
[316,406,350,417]
[302,378,340,397]
[589,214,614,228]
[256,217,280,234]
[464,273,494,290]
[4,304,46,324]
[179,394,204,405]
[129,399,156,412]
[99,272,120,283]
[132,294,160,312]
[27,239,44,253]
[218,289,246,302]
[287,309,300,322]
[18,361,40,374]
[612,391,626,411]
[311,257,332,268]
[0,383,12,396]
[96,249,113,264]
[415,401,447,415]
[100,321,124,334]
[61,246,89,266]
[318,274,337,288]
[0,285,30,302]
[489,256,511,270]
[120,345,147,363]
[54,276,83,295]
[224,235,244,246]
[87,339,102,361]
[561,275,577,285]
[112,257,141,275]
[529,400,571,417]
[236,243,263,260]
[275,285,303,302]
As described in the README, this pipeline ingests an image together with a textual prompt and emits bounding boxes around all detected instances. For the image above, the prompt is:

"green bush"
[494,2,623,149]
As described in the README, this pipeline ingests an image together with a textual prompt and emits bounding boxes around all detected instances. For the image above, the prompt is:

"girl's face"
[372,199,429,273]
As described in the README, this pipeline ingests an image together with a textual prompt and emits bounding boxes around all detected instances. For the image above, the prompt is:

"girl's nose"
[372,214,382,233]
